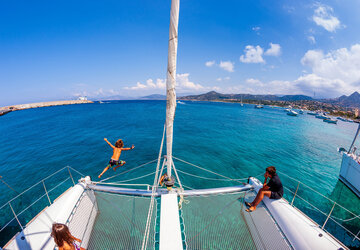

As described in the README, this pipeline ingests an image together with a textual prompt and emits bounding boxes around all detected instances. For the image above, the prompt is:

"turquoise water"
[0,101,359,247]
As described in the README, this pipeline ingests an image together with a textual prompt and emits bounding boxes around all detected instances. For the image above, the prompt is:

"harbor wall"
[0,100,93,112]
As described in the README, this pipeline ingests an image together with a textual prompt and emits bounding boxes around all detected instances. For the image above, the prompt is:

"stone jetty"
[0,100,93,114]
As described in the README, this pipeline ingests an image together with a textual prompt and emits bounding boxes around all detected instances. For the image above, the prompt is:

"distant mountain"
[279,95,313,101]
[140,94,166,100]
[96,95,135,101]
[333,91,360,108]
[180,91,313,101]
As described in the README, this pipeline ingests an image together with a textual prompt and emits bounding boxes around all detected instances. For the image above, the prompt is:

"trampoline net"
[87,191,157,250]
[181,192,256,250]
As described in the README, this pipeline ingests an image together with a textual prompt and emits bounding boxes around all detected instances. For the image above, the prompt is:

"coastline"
[180,98,360,122]
[0,100,93,115]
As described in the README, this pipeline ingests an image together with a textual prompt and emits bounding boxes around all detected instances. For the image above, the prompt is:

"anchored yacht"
[1,1,359,249]
[339,122,360,197]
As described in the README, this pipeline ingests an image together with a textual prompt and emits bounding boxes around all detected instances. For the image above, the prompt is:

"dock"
[0,100,93,114]
[0,109,12,116]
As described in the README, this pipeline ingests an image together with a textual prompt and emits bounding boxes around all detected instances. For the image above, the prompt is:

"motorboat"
[315,113,328,119]
[323,118,337,124]
[287,110,298,116]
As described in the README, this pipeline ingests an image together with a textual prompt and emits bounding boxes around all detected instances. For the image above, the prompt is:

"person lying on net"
[98,138,135,179]
[246,166,283,212]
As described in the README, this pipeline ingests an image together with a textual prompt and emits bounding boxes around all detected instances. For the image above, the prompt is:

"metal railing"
[279,171,360,245]
[0,166,84,246]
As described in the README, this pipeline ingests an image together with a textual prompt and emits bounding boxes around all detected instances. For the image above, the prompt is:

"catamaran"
[1,0,360,249]
[339,122,360,197]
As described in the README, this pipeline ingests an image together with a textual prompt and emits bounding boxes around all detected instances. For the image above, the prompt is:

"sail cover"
[165,0,180,177]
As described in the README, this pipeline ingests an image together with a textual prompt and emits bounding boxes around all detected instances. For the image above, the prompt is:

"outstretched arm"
[104,138,115,149]
[122,145,135,151]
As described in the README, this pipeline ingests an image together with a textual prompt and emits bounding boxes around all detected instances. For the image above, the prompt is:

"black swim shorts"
[109,159,125,166]
[270,191,283,200]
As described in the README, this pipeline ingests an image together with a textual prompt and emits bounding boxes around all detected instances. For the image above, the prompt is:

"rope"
[112,171,157,184]
[278,170,360,221]
[141,124,166,250]
[0,176,18,193]
[99,158,158,183]
[176,169,251,182]
[172,156,247,184]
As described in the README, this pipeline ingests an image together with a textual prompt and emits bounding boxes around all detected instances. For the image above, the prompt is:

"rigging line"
[0,166,69,210]
[142,124,166,250]
[176,169,250,182]
[111,171,158,184]
[0,176,18,193]
[172,156,245,184]
[99,158,158,183]
[278,170,359,217]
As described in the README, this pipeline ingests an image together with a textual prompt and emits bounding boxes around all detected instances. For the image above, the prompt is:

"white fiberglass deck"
[159,193,183,250]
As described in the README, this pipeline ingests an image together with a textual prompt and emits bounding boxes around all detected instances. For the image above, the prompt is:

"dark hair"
[115,139,124,148]
[266,166,276,177]
[51,223,74,247]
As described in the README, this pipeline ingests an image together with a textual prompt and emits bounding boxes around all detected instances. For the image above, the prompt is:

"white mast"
[165,0,180,177]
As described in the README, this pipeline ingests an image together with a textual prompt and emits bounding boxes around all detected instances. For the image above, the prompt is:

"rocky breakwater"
[0,100,93,114]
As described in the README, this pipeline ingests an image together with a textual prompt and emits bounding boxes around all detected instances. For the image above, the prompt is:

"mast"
[165,0,180,177]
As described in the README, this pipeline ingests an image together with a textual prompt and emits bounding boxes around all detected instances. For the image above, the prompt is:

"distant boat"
[240,95,243,106]
[284,108,291,112]
[307,111,317,115]
[177,101,185,104]
[315,113,328,119]
[287,110,298,116]
[99,101,104,104]
[254,104,263,109]
[323,118,337,124]
[299,109,304,114]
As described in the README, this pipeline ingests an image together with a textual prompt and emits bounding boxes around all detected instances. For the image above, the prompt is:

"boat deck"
[243,191,291,250]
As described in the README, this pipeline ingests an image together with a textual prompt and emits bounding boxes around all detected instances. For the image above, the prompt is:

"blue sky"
[1,0,360,106]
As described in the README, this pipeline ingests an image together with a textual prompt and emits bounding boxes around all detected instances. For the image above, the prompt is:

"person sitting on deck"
[246,166,283,212]
[98,138,135,179]
[51,223,84,250]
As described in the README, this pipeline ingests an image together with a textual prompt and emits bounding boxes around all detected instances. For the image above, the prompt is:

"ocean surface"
[0,100,359,247]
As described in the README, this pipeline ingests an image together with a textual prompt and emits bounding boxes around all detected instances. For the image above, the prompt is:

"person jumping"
[98,138,135,179]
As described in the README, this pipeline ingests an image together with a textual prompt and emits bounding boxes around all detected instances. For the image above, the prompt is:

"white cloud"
[312,4,341,32]
[264,43,281,56]
[124,82,148,90]
[308,36,316,44]
[252,26,261,35]
[298,44,360,97]
[217,76,230,82]
[176,73,204,90]
[219,61,234,72]
[124,73,204,92]
[205,60,215,67]
[240,45,265,63]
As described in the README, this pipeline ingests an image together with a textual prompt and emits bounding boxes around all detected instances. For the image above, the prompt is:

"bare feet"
[246,206,256,212]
